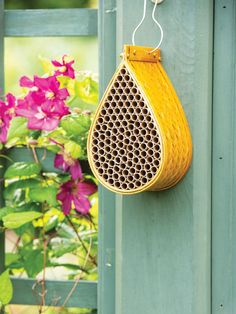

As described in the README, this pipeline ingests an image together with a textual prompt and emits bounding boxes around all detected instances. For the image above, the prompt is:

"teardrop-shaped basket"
[88,45,192,195]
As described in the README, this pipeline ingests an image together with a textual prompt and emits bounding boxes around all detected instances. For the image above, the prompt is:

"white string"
[150,1,164,52]
[132,0,147,46]
[131,0,164,52]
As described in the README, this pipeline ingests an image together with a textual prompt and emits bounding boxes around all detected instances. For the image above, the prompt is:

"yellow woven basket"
[87,45,192,195]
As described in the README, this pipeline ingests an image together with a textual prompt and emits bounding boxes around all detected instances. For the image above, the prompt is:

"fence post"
[98,1,117,314]
[114,1,213,313]
[212,1,236,312]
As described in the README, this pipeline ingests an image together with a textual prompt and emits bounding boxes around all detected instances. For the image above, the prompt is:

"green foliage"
[64,141,82,159]
[61,114,91,137]
[5,0,97,9]
[0,54,99,312]
[5,253,21,268]
[75,77,99,105]
[0,270,13,306]
[4,162,42,178]
[4,179,42,201]
[29,186,58,206]
[51,242,78,258]
[0,207,14,220]
[23,248,48,277]
[2,211,43,229]
[7,117,29,143]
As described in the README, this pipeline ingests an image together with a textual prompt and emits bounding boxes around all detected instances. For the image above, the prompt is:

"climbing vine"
[0,55,98,313]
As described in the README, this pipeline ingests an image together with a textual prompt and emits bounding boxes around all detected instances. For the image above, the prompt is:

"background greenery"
[3,1,98,313]
[5,0,98,9]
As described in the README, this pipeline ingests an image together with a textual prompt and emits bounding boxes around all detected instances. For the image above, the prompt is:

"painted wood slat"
[115,1,213,314]
[98,1,117,314]
[212,1,236,313]
[11,278,97,308]
[4,9,98,37]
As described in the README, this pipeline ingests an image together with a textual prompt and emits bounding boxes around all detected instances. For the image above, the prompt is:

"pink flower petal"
[6,93,16,108]
[27,117,45,130]
[54,154,69,172]
[78,182,97,196]
[19,76,34,88]
[47,76,60,93]
[0,126,8,143]
[16,107,35,118]
[57,88,70,100]
[30,91,46,105]
[40,118,59,131]
[59,193,72,215]
[67,68,75,79]
[34,76,50,90]
[52,60,63,67]
[73,196,91,214]
[57,186,70,201]
[70,161,83,180]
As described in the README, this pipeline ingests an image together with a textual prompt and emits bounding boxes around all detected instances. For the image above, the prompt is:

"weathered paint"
[11,278,97,308]
[98,1,116,314]
[4,9,98,37]
[112,1,213,313]
[212,1,236,313]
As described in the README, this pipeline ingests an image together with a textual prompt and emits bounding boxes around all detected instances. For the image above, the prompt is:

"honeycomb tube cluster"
[91,66,162,191]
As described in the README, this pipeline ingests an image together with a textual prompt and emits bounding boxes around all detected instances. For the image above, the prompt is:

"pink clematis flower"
[0,93,16,143]
[52,55,75,79]
[57,179,97,215]
[16,97,68,131]
[19,75,70,103]
[54,153,82,180]
[16,75,70,131]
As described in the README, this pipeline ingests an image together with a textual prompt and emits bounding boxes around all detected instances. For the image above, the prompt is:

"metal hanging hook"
[132,0,164,53]
[151,0,165,4]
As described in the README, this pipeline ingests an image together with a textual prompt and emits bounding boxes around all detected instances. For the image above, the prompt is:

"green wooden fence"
[1,1,236,313]
[0,1,98,310]
[212,1,236,312]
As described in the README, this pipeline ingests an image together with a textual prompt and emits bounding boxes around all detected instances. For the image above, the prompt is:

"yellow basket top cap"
[123,45,161,63]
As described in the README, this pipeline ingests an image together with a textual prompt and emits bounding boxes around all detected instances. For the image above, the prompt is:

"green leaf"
[51,242,78,258]
[14,221,35,239]
[44,128,68,144]
[23,249,48,277]
[5,253,20,267]
[50,262,85,271]
[2,211,42,229]
[29,186,58,206]
[39,55,54,73]
[58,223,77,239]
[4,189,25,207]
[4,162,42,179]
[0,203,41,222]
[60,114,91,137]
[4,178,42,200]
[0,207,14,220]
[64,141,82,159]
[7,117,29,142]
[45,216,58,232]
[75,77,98,105]
[0,270,13,305]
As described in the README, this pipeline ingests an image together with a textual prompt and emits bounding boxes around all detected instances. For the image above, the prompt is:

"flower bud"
[28,139,38,146]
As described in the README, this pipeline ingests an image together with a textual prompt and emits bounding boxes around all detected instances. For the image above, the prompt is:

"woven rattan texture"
[90,66,162,191]
[88,46,192,194]
[127,58,192,190]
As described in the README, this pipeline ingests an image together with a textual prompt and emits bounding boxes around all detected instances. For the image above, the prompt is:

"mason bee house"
[88,45,192,195]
